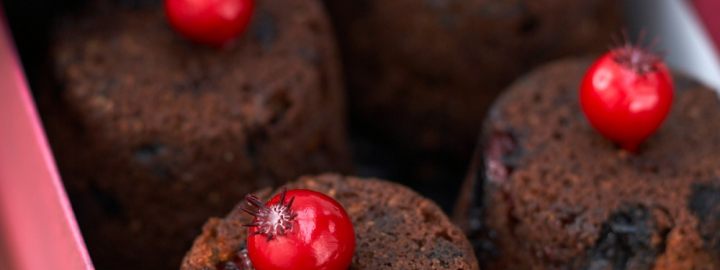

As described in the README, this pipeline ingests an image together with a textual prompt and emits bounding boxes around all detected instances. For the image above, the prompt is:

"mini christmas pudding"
[39,0,350,269]
[454,56,720,269]
[181,174,480,270]
[324,0,622,158]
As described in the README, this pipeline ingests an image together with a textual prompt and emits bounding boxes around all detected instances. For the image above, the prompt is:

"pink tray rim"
[0,6,94,270]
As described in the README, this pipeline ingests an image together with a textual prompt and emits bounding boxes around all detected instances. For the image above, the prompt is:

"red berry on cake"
[165,0,254,47]
[242,189,355,270]
[580,43,673,152]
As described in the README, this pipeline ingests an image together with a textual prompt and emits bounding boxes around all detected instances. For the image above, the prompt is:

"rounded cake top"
[52,0,336,143]
[181,174,479,270]
[475,58,720,267]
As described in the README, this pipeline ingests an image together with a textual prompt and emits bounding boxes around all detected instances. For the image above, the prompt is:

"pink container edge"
[0,6,93,270]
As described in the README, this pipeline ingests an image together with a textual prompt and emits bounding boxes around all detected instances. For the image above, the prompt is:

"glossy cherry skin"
[165,0,254,47]
[580,50,673,152]
[247,190,355,270]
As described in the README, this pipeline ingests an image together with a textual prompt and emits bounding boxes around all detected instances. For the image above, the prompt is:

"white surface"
[624,0,720,92]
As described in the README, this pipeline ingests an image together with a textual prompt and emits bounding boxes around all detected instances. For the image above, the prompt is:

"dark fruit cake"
[324,0,622,158]
[39,0,350,269]
[181,174,480,270]
[454,58,720,269]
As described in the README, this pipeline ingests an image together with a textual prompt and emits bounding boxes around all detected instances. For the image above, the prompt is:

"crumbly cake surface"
[455,59,720,269]
[182,174,479,270]
[44,0,349,268]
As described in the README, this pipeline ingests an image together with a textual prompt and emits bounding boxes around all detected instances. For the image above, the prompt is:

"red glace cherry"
[580,43,673,152]
[242,189,355,270]
[165,0,254,47]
